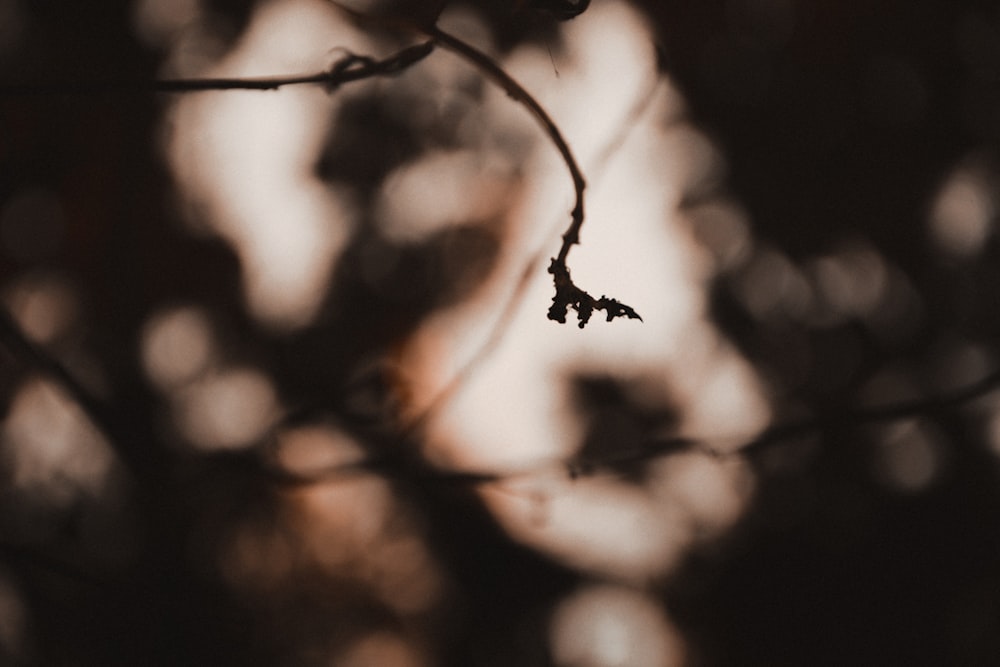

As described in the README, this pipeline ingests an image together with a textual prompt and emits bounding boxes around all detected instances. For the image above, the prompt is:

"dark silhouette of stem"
[325,0,639,326]
[401,77,663,438]
[418,23,639,327]
[420,24,587,249]
[0,41,435,97]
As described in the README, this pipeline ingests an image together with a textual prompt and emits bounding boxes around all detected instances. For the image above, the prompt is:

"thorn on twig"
[547,258,641,328]
[322,40,436,92]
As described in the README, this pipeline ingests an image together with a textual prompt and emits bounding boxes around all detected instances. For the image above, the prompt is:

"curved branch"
[401,77,663,437]
[420,24,586,243]
[327,0,638,327]
[418,23,640,327]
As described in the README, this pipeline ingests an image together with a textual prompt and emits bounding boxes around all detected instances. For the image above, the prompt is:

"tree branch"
[401,77,664,438]
[325,0,639,326]
[418,23,640,327]
[260,366,1000,487]
[0,41,435,96]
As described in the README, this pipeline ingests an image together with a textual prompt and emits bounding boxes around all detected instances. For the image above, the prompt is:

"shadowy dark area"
[2,0,1000,665]
[641,0,1000,663]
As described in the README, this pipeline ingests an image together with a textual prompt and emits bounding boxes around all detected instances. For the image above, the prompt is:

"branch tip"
[547,258,641,328]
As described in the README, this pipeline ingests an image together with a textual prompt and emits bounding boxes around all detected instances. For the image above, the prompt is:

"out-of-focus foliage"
[1,0,1000,665]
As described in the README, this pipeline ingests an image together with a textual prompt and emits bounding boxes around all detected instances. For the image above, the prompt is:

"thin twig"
[0,41,435,97]
[326,0,639,326]
[401,77,664,438]
[260,366,1000,487]
[420,24,586,236]
[419,23,640,327]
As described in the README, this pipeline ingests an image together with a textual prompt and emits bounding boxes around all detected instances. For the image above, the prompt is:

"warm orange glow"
[272,423,367,477]
[163,0,772,638]
[264,428,446,614]
[392,0,770,581]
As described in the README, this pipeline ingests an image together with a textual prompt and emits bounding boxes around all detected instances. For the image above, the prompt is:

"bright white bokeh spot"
[486,474,694,581]
[550,584,685,667]
[377,149,516,242]
[166,0,364,329]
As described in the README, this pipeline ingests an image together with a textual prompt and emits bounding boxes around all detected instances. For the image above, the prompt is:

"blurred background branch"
[2,0,1000,665]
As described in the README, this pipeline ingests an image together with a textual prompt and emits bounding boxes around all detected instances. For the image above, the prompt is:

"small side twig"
[0,41,435,97]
